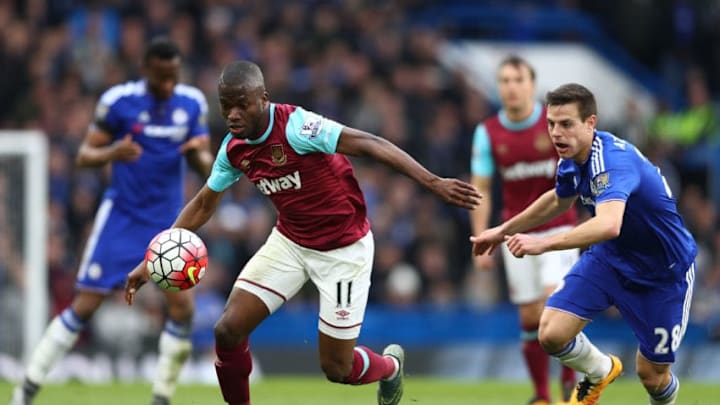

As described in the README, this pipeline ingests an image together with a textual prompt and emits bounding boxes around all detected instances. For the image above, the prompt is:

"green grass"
[1,376,718,404]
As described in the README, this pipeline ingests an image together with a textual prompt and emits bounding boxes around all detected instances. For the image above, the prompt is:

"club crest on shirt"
[300,118,323,139]
[534,133,551,152]
[172,108,188,125]
[270,144,287,165]
[590,172,610,196]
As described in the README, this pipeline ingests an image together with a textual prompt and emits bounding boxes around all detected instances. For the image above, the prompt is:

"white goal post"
[0,131,48,362]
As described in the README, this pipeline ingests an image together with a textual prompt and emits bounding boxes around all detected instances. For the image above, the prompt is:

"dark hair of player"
[143,36,181,65]
[498,54,536,82]
[545,83,598,120]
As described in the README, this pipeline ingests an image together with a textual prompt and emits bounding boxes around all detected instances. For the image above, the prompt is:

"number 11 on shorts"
[336,280,353,308]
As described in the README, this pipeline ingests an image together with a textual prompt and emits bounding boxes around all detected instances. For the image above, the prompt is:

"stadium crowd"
[1,0,720,356]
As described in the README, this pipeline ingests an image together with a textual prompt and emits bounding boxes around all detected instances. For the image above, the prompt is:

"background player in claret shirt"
[471,83,697,405]
[11,38,214,405]
[124,60,481,405]
[470,55,577,405]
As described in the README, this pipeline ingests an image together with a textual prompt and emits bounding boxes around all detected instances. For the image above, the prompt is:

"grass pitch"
[1,376,718,404]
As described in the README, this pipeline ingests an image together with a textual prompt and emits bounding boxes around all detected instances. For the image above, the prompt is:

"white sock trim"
[353,347,371,379]
[383,356,400,381]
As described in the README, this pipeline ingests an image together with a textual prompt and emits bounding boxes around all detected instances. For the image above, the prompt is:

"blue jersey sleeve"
[593,150,639,204]
[471,124,494,176]
[95,89,123,136]
[189,92,210,138]
[555,160,577,198]
[207,135,244,192]
[285,107,344,154]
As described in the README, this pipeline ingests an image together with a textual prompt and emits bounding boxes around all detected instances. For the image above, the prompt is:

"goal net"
[0,131,48,372]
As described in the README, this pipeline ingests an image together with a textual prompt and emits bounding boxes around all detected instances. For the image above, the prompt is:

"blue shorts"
[76,199,172,293]
[546,251,695,363]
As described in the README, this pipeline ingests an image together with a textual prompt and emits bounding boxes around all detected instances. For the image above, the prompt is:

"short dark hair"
[545,83,597,120]
[143,37,181,64]
[498,55,536,81]
[219,61,265,90]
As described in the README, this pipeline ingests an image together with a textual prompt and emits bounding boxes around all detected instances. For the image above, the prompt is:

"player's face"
[145,57,180,100]
[546,103,596,163]
[497,64,535,112]
[218,83,269,139]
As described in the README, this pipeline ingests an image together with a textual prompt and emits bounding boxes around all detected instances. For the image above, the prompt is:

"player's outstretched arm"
[125,185,224,305]
[171,184,225,231]
[470,189,575,257]
[336,127,481,209]
[499,189,575,235]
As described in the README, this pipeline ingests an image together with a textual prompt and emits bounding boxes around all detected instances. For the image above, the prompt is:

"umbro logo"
[335,309,351,320]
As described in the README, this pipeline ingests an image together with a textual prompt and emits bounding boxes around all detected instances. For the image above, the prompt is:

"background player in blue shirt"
[471,83,696,405]
[11,38,214,405]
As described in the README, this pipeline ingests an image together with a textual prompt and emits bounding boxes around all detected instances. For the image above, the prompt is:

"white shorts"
[501,225,579,304]
[235,227,374,340]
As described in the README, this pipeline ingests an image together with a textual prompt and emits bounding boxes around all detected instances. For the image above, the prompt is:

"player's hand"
[504,233,548,258]
[470,226,505,256]
[472,252,495,271]
[112,134,143,162]
[125,261,150,305]
[431,178,482,209]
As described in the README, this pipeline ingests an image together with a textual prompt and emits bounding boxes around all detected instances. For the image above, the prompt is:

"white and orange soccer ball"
[145,228,208,291]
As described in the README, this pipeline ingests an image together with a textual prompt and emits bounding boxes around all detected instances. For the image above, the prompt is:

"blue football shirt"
[555,131,697,284]
[94,80,209,225]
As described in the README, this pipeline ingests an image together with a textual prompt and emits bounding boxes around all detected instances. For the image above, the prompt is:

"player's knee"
[214,317,246,348]
[537,326,568,354]
[320,357,352,383]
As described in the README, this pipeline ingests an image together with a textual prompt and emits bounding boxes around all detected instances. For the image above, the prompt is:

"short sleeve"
[471,124,494,176]
[555,159,577,198]
[206,135,244,192]
[94,92,121,135]
[187,90,210,138]
[593,163,639,204]
[285,107,344,154]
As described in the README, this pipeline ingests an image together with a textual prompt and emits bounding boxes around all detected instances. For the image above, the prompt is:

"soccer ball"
[145,228,208,291]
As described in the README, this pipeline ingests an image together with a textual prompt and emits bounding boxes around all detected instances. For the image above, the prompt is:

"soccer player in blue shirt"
[471,83,696,405]
[11,38,214,405]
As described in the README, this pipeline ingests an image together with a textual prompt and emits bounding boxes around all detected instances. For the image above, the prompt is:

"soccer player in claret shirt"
[471,83,696,405]
[11,38,214,405]
[125,60,482,405]
[470,55,577,405]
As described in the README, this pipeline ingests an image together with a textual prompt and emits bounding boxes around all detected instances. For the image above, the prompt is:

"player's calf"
[646,373,679,405]
[321,351,353,383]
